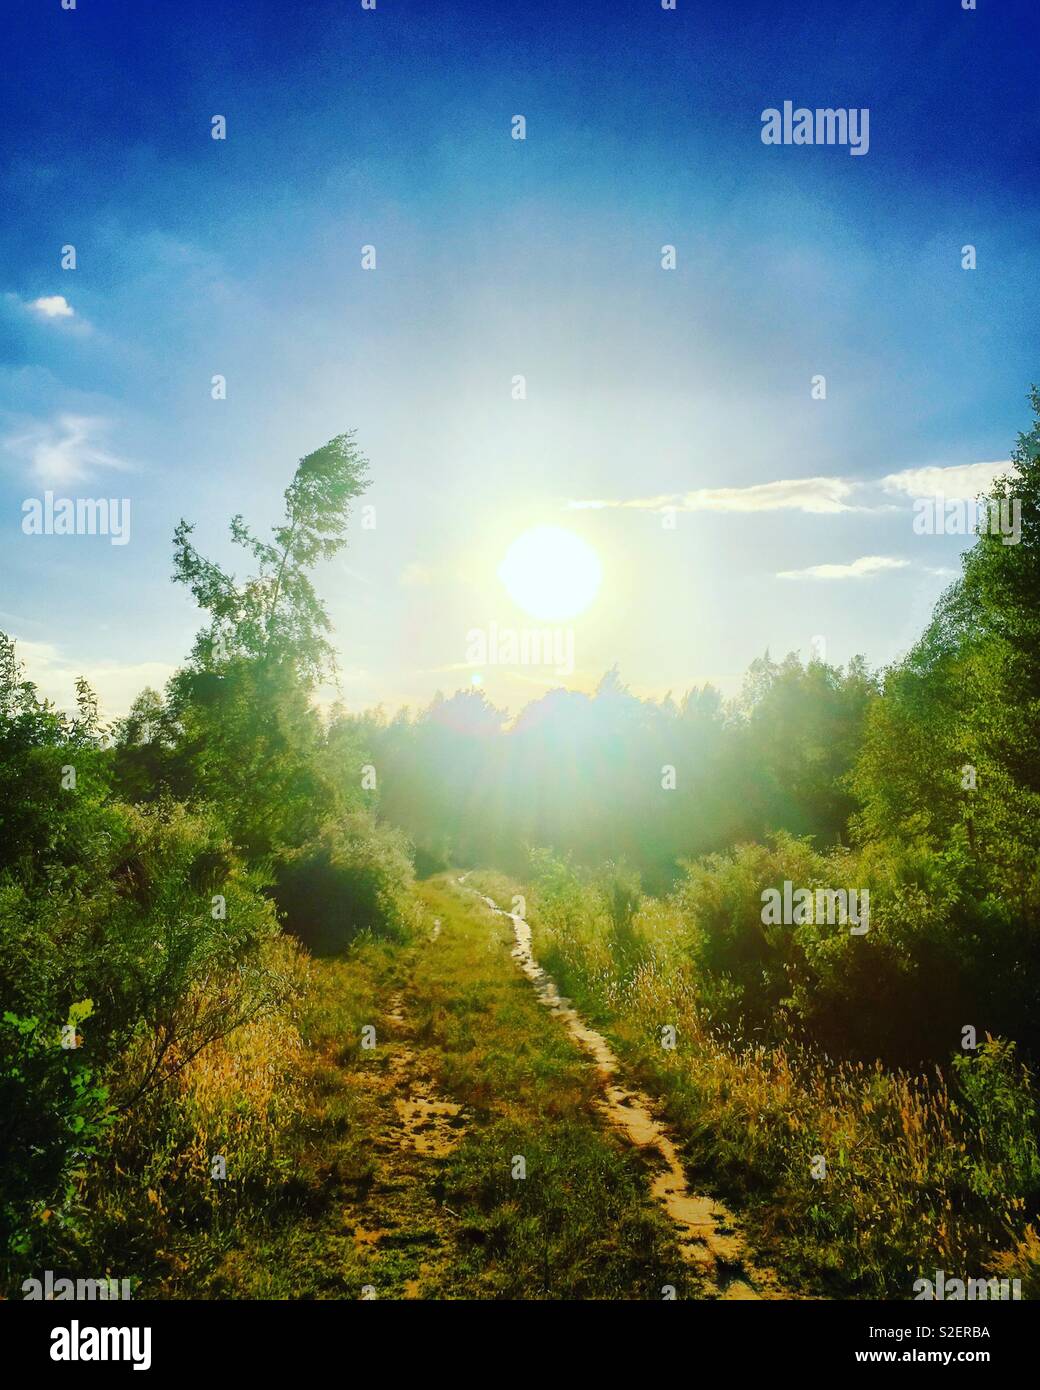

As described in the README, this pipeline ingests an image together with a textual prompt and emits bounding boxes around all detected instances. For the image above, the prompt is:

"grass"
[27,874,699,1299]
[409,878,696,1298]
[42,934,398,1299]
[26,860,1030,1301]
[466,868,1040,1300]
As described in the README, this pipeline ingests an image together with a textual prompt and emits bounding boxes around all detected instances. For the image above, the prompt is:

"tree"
[172,432,370,684]
[161,434,372,859]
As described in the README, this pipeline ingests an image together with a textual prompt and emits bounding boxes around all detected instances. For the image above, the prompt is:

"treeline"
[353,655,875,892]
[0,434,414,1280]
[722,393,1040,1066]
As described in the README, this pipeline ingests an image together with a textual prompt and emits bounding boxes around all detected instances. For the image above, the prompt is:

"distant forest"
[355,653,875,891]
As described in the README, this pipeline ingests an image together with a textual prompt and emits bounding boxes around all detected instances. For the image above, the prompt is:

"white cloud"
[28,294,74,319]
[880,460,1015,498]
[778,555,910,581]
[568,476,858,515]
[569,459,1018,518]
[3,414,132,486]
[13,638,174,718]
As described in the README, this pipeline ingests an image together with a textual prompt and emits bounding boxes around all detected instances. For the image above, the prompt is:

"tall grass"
[514,860,1040,1298]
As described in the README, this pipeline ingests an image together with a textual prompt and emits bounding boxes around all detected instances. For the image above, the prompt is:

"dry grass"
[513,872,1040,1298]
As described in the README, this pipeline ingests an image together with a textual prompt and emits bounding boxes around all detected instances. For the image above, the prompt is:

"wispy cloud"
[880,461,1014,497]
[568,476,858,515]
[419,660,474,674]
[569,459,1017,516]
[399,562,434,587]
[2,290,90,336]
[778,555,910,581]
[3,414,133,487]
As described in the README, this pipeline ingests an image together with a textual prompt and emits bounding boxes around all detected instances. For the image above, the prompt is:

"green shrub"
[952,1039,1040,1205]
[672,834,1040,1065]
[0,800,289,1266]
[0,1000,112,1259]
[597,860,643,963]
[272,812,416,953]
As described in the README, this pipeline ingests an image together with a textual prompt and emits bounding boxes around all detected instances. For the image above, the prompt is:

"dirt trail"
[464,879,785,1300]
[344,967,467,1296]
[384,990,466,1160]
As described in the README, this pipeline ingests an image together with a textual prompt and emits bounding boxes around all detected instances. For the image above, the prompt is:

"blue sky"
[2,0,1038,716]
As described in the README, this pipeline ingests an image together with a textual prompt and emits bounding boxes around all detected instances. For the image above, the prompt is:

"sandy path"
[463,879,786,1300]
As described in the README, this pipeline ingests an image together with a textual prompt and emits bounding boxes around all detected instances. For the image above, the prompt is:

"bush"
[0,799,289,1264]
[597,861,643,962]
[674,835,818,1041]
[0,1000,112,1259]
[523,873,1040,1296]
[272,812,416,953]
[952,1039,1040,1206]
[672,833,1040,1065]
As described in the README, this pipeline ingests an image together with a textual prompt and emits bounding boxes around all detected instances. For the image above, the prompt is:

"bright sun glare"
[497,525,603,622]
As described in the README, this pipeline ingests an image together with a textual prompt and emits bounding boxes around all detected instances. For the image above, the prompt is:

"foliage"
[171,432,369,682]
[521,867,1040,1297]
[0,432,410,1280]
[272,812,417,953]
[348,658,876,891]
[0,1000,112,1258]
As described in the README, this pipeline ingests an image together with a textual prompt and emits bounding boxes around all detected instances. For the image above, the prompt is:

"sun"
[497,525,602,621]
